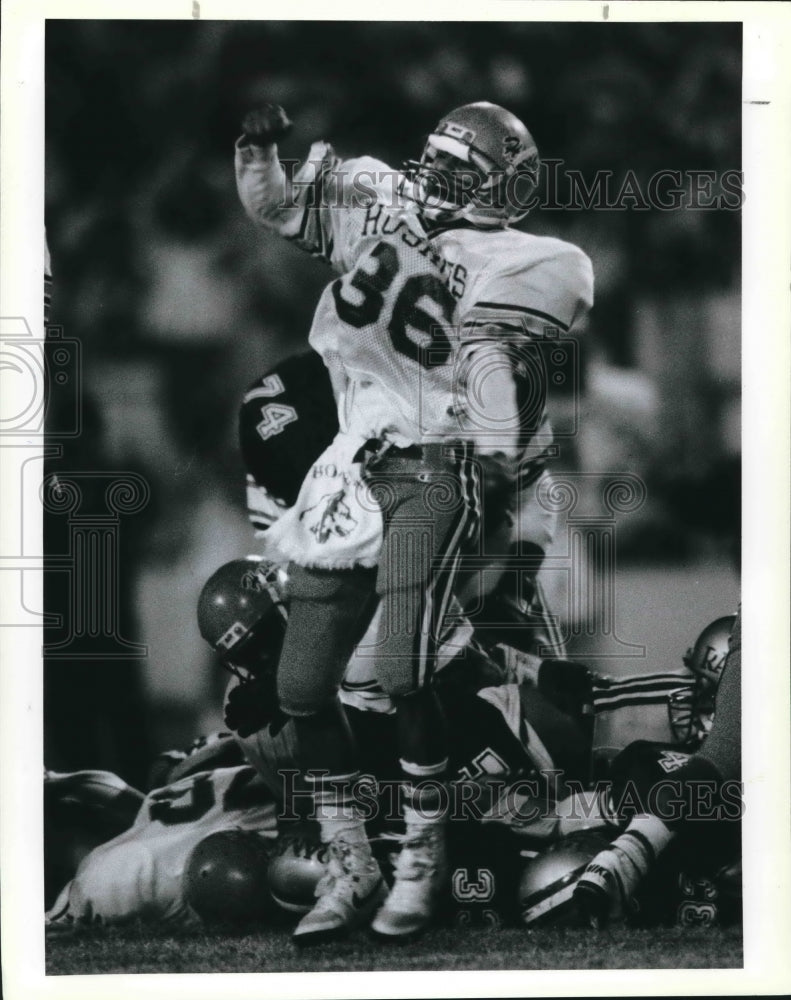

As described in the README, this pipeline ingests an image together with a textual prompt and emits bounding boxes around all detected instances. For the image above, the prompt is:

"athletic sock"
[307,771,371,847]
[604,813,675,898]
[400,758,449,825]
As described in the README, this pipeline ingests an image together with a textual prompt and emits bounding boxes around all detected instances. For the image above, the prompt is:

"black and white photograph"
[1,3,790,997]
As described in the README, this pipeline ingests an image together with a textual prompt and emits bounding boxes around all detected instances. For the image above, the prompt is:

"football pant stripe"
[416,445,479,690]
[529,577,567,658]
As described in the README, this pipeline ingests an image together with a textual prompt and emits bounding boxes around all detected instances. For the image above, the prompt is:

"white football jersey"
[46,766,277,929]
[236,141,594,454]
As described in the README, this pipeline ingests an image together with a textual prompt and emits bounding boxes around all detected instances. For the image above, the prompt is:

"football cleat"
[370,822,448,940]
[572,842,643,929]
[292,836,387,945]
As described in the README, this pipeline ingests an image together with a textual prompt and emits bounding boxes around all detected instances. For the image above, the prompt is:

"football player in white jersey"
[241,350,567,659]
[234,100,593,941]
[46,763,278,930]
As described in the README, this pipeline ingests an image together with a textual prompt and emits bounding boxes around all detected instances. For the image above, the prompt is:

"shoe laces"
[386,824,445,882]
[315,837,378,900]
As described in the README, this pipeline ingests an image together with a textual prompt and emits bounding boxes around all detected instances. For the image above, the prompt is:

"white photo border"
[1,2,789,997]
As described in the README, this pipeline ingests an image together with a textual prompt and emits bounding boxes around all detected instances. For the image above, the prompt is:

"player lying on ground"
[201,557,741,928]
[45,550,588,932]
[235,101,592,941]
[45,757,279,930]
[573,608,743,926]
[44,594,739,931]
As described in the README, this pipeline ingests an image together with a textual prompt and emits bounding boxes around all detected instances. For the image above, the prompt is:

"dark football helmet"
[518,828,612,926]
[197,556,288,674]
[183,829,278,923]
[266,826,329,914]
[403,101,540,228]
[669,614,737,747]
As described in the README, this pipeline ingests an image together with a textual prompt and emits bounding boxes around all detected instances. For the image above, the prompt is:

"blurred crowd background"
[44,20,741,786]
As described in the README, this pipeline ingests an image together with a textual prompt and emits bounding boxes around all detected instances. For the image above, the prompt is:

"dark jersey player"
[573,608,742,925]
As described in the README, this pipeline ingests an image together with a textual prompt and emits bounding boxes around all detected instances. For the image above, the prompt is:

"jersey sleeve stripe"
[285,155,336,263]
[45,275,53,324]
[472,301,570,332]
[461,321,526,335]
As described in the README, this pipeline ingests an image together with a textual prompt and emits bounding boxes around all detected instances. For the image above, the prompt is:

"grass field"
[46,922,743,975]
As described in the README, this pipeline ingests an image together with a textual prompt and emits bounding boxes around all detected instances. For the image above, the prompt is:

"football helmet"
[669,614,736,748]
[183,829,278,923]
[683,615,736,688]
[403,101,540,228]
[197,556,288,673]
[518,829,612,926]
[266,826,330,914]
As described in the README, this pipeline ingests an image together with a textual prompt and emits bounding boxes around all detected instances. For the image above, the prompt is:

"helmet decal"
[436,119,477,145]
[502,135,522,161]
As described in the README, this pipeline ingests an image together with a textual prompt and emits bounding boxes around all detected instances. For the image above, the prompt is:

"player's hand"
[240,104,293,147]
[224,674,279,737]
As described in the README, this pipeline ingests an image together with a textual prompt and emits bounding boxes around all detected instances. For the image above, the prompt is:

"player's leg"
[462,466,567,659]
[574,608,742,925]
[276,563,387,942]
[365,443,481,938]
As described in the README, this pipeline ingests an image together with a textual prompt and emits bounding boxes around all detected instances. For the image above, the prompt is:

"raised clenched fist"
[240,104,293,147]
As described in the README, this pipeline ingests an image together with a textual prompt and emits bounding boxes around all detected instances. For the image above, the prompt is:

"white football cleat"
[371,822,448,939]
[292,836,386,945]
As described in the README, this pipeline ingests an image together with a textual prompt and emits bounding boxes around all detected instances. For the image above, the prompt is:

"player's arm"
[453,337,523,461]
[234,104,333,246]
[456,243,594,460]
[234,104,346,263]
[235,104,394,268]
[463,243,594,338]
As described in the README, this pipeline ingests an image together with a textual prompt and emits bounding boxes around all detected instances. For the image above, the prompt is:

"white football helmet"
[669,614,737,747]
[518,829,613,925]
